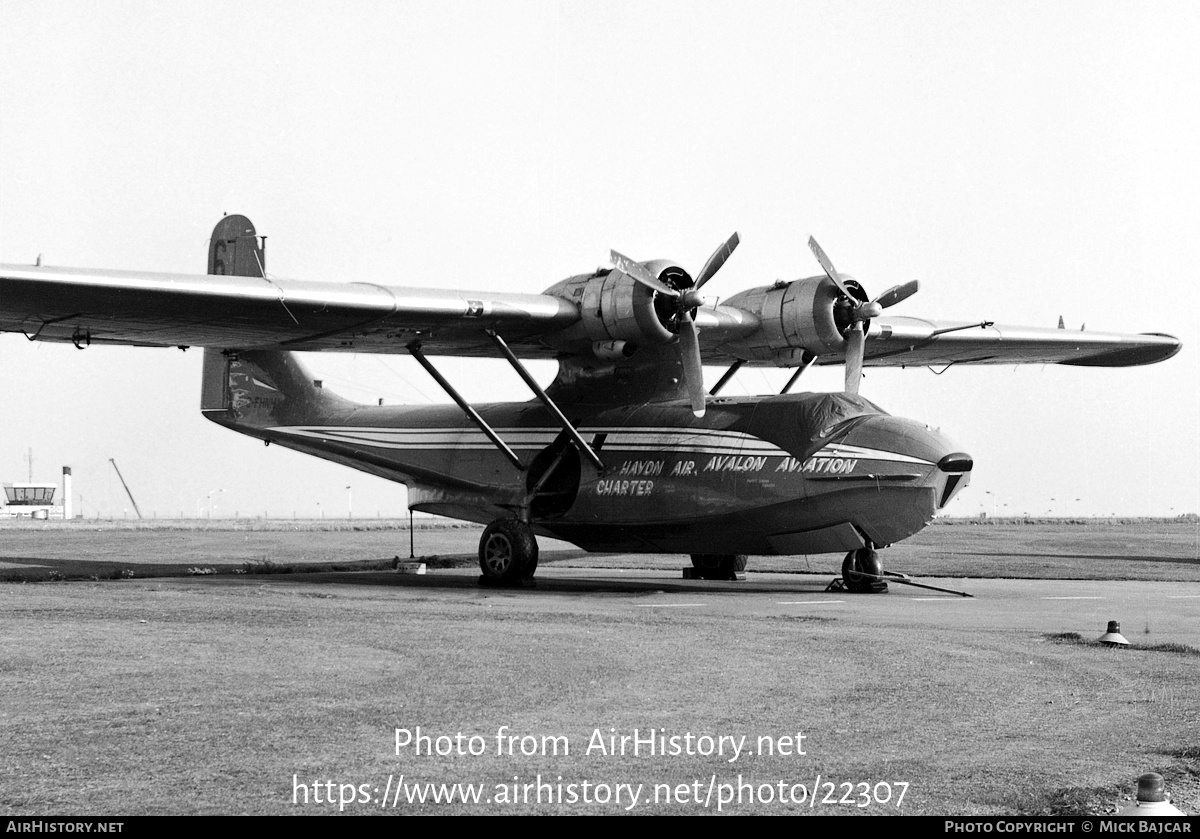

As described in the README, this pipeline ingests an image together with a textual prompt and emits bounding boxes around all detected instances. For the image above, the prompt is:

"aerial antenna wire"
[252,248,301,326]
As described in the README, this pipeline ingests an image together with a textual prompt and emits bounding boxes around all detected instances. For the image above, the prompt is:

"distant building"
[2,483,61,519]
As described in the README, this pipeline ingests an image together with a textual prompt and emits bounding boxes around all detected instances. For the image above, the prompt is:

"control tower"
[2,467,72,519]
[3,483,57,518]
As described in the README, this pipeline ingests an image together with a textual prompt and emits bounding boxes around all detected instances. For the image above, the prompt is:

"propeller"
[611,232,740,417]
[807,236,919,395]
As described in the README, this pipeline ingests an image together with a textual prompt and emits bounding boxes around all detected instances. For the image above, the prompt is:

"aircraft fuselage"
[203,349,971,556]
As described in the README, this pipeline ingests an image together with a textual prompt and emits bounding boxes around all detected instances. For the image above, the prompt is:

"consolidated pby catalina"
[0,216,1180,590]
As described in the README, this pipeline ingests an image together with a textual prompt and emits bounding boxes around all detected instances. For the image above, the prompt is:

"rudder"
[201,215,264,414]
[208,214,264,279]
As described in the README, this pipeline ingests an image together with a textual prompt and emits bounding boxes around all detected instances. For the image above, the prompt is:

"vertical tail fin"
[201,215,264,414]
[209,214,264,278]
[200,216,347,431]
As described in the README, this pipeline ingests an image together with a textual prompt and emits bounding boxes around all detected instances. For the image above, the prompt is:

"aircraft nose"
[835,415,969,471]
[832,415,973,510]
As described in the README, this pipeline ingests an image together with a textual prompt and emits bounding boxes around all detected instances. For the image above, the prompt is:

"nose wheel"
[479,518,539,586]
[840,547,888,593]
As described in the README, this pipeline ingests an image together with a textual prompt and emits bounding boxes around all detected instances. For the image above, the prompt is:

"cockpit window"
[799,393,887,442]
[747,392,888,460]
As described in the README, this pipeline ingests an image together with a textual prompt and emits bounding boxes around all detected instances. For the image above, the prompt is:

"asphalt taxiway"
[185,562,1200,649]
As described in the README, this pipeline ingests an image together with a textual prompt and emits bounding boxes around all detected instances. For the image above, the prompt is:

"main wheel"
[690,554,748,581]
[479,519,539,584]
[841,548,885,593]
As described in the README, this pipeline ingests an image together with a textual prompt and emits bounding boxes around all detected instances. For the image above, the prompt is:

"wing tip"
[1060,333,1182,367]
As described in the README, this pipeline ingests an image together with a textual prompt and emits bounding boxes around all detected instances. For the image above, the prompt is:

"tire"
[479,519,539,584]
[841,549,884,593]
[690,554,748,581]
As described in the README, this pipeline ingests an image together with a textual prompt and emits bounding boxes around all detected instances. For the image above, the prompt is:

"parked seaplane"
[0,216,1180,590]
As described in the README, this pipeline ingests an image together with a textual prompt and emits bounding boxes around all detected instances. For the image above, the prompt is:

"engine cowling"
[543,261,694,355]
[721,275,867,363]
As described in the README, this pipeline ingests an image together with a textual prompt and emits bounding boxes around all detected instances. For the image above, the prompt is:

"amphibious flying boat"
[0,216,1179,590]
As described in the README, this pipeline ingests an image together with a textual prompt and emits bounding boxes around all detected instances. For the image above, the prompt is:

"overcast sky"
[1,1,1197,522]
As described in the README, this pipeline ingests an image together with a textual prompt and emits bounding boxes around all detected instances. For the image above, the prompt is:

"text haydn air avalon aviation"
[0,216,1180,590]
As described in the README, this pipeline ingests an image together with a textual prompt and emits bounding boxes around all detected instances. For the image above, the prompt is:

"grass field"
[1,519,1198,816]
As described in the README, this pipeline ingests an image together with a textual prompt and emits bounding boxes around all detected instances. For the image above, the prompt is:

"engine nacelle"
[721,275,864,363]
[543,262,691,355]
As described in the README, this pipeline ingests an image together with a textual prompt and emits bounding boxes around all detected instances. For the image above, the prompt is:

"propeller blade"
[678,313,706,417]
[807,236,855,299]
[873,279,919,309]
[610,250,680,298]
[844,322,865,395]
[693,232,740,291]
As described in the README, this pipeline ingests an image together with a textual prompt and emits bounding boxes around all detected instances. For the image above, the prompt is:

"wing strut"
[485,329,605,472]
[406,342,525,472]
[780,355,818,395]
[708,360,745,396]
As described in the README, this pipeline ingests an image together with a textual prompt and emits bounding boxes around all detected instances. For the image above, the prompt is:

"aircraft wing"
[0,264,1179,368]
[852,315,1180,368]
[0,264,579,356]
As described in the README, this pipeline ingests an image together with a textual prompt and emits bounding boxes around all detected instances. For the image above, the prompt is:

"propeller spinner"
[807,236,919,395]
[611,232,740,417]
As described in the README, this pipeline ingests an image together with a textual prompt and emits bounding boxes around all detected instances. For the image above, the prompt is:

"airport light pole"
[984,491,997,518]
[207,489,224,519]
[346,486,352,520]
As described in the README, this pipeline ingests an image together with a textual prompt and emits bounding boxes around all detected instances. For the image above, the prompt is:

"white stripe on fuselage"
[266,425,934,466]
[819,443,933,465]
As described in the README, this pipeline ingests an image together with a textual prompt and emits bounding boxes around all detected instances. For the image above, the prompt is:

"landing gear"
[479,518,539,585]
[690,554,748,581]
[841,547,887,593]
